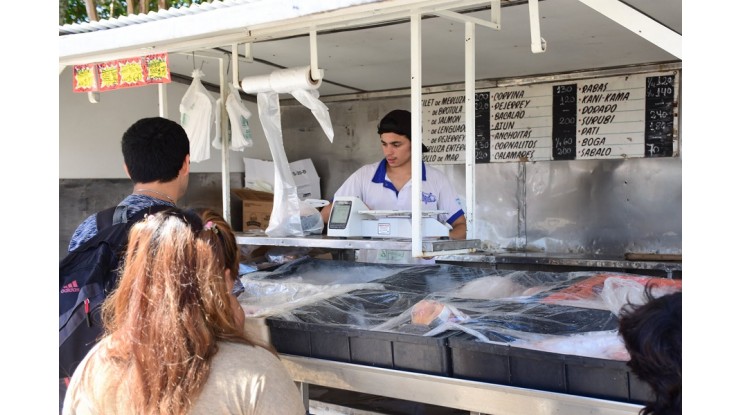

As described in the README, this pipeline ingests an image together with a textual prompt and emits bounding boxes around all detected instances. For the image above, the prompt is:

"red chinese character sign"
[72,53,171,93]
[97,60,120,91]
[72,64,97,92]
[145,53,171,84]
[118,57,147,88]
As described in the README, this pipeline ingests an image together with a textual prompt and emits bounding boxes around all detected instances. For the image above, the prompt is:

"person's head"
[195,208,239,282]
[89,208,252,414]
[619,287,681,415]
[194,208,245,328]
[121,117,190,197]
[377,109,428,169]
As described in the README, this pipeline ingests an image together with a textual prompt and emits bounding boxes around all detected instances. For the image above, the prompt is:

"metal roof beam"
[578,0,681,59]
[59,0,494,66]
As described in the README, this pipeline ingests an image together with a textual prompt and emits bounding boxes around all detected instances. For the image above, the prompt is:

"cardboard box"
[243,157,321,200]
[230,188,274,232]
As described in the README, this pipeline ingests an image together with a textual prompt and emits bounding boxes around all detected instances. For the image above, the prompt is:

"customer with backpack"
[62,209,307,415]
[67,116,191,252]
[60,117,191,410]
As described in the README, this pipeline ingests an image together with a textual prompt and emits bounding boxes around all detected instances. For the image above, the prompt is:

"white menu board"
[421,71,679,164]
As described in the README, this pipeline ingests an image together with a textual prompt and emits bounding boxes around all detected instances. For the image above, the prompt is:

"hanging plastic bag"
[213,83,254,151]
[299,199,324,235]
[179,69,215,162]
[241,66,332,237]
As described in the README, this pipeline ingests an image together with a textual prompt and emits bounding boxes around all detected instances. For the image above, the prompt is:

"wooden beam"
[85,0,98,21]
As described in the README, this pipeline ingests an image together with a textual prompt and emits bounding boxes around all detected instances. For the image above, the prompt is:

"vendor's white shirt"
[332,160,465,225]
[332,160,465,265]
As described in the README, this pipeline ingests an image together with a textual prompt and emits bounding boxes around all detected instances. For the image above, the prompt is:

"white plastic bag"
[179,69,215,163]
[214,83,253,151]
[241,67,333,237]
[298,200,324,235]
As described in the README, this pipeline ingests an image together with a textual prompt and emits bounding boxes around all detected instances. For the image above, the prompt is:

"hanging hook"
[192,51,196,70]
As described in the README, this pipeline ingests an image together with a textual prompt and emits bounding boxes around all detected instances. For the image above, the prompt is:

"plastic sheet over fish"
[237,257,417,317]
[236,280,387,318]
[243,256,415,285]
[377,272,682,359]
[239,257,499,325]
[277,288,426,327]
[240,258,682,360]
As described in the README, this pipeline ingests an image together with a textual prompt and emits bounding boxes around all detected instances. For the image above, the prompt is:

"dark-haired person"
[61,117,191,411]
[619,288,682,415]
[63,209,306,415]
[67,116,191,252]
[320,109,466,242]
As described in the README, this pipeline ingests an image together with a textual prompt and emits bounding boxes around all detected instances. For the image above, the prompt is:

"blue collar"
[371,159,427,184]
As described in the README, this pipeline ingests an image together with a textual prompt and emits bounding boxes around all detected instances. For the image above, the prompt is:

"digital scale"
[327,196,451,238]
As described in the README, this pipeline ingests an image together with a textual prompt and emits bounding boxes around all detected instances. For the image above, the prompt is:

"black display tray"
[447,333,653,404]
[267,318,453,376]
[263,277,459,375]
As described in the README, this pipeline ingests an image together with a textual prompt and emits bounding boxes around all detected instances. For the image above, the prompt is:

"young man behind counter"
[320,109,467,240]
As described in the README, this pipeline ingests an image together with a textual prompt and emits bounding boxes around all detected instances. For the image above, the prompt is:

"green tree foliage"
[60,0,209,25]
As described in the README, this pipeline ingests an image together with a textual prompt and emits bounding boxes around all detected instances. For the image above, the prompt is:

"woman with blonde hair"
[62,208,306,415]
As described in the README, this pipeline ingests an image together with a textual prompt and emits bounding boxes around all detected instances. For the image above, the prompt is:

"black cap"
[377,109,429,153]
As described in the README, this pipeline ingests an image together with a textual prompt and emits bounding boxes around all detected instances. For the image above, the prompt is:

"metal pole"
[410,11,423,258]
[464,21,476,239]
[157,83,167,117]
[219,57,230,223]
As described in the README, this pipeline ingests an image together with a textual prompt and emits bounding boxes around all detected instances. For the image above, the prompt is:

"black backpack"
[59,204,171,378]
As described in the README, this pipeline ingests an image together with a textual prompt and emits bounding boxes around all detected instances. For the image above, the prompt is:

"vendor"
[320,109,467,240]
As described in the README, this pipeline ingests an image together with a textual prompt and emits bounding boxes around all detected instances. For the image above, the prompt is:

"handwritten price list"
[475,92,491,163]
[552,84,578,160]
[420,71,678,164]
[644,75,675,157]
[422,94,467,164]
[488,84,553,162]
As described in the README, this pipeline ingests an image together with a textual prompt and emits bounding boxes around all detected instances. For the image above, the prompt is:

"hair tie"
[203,221,219,234]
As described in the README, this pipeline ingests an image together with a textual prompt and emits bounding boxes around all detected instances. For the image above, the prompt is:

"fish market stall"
[236,257,680,413]
[59,1,682,413]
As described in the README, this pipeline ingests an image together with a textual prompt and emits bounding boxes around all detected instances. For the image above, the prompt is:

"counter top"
[234,233,481,255]
[437,252,681,272]
[235,233,681,274]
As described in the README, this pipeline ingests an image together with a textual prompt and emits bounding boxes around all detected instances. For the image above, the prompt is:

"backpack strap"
[95,205,118,231]
[95,204,173,232]
[112,205,129,225]
[127,204,173,224]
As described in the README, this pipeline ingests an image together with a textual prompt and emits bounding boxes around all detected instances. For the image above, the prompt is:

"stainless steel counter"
[234,233,482,256]
[282,354,642,415]
[437,252,682,274]
[235,233,681,276]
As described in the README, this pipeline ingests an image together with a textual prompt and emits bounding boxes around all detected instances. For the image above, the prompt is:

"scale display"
[328,200,353,229]
[326,196,449,238]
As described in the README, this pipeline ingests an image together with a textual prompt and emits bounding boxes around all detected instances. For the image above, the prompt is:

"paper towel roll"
[240,73,272,94]
[241,66,321,94]
[238,64,334,237]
